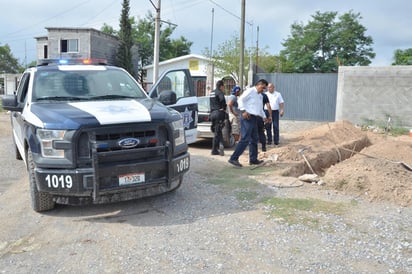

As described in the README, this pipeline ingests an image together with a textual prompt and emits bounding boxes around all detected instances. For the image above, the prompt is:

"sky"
[1,0,411,67]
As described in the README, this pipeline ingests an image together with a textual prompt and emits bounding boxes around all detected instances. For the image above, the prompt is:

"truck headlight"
[37,129,66,158]
[172,119,185,146]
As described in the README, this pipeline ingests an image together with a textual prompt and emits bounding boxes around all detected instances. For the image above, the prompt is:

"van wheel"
[27,148,55,212]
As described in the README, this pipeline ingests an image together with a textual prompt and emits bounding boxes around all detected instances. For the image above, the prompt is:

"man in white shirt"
[228,79,269,167]
[264,83,284,146]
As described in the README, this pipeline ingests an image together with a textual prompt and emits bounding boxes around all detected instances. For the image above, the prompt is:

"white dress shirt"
[264,91,284,111]
[238,86,266,118]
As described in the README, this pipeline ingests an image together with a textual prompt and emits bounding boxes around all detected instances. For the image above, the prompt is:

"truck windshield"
[33,68,147,101]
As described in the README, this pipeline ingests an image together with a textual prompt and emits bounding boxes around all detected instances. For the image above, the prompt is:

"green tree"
[117,0,135,76]
[101,23,117,36]
[205,35,291,84]
[104,11,192,83]
[134,12,192,67]
[392,48,412,65]
[27,60,37,68]
[281,10,375,72]
[132,12,192,84]
[256,49,293,73]
[207,34,244,83]
[0,44,22,73]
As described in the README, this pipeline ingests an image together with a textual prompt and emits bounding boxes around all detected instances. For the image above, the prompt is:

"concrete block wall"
[336,66,412,128]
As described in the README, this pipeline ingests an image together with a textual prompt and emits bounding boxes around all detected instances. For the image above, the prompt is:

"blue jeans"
[265,110,280,145]
[229,114,258,162]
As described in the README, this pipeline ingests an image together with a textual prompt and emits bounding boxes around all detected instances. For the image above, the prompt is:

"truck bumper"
[34,143,189,205]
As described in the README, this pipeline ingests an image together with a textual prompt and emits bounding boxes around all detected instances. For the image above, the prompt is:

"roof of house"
[34,27,118,40]
[143,54,210,69]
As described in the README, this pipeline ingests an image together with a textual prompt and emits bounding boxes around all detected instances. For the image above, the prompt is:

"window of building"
[43,45,48,59]
[61,39,79,53]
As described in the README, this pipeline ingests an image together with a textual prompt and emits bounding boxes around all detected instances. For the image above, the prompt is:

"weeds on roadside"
[361,115,409,136]
[204,164,274,203]
[262,197,353,228]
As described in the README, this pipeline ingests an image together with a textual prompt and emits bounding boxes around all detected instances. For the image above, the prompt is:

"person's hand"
[242,111,249,120]
[280,110,284,117]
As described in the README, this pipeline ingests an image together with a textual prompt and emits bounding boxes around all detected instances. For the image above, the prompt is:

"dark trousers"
[257,116,266,149]
[265,110,280,145]
[229,114,258,162]
[210,110,225,152]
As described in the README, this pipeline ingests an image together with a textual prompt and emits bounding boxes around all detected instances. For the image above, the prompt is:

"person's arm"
[278,93,285,117]
[227,98,238,116]
[240,94,250,119]
[266,102,272,123]
[279,102,285,117]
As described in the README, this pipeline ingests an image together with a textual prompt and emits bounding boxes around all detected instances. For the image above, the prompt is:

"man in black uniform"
[210,80,227,155]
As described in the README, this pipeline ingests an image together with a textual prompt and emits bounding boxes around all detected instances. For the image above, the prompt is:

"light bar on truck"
[37,58,108,66]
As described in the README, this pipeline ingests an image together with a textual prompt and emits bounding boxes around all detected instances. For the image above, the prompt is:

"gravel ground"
[0,114,411,273]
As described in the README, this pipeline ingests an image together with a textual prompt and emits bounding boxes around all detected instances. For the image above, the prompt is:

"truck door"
[12,72,31,162]
[149,69,198,144]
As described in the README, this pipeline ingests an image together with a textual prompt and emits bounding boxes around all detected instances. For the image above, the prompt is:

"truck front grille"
[76,123,170,165]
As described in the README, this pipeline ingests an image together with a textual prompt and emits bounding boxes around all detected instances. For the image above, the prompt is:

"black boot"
[211,138,220,155]
[219,143,224,156]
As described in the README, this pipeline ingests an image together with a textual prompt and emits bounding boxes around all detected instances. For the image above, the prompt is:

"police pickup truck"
[2,59,193,212]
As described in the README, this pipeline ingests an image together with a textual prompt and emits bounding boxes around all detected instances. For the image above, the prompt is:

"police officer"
[210,80,227,155]
[228,79,269,167]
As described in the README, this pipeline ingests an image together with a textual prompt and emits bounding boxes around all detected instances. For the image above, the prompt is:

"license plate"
[119,172,145,186]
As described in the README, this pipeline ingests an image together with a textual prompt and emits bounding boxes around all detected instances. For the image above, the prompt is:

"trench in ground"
[280,135,372,178]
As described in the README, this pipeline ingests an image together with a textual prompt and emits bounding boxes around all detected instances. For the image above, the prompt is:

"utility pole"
[239,0,245,89]
[151,0,161,83]
[208,7,215,94]
[255,25,259,73]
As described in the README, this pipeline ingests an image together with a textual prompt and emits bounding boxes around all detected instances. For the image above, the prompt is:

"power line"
[208,0,252,26]
[3,0,92,39]
[80,0,119,27]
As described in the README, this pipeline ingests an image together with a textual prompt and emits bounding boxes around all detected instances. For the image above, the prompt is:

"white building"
[0,74,21,95]
[143,54,213,96]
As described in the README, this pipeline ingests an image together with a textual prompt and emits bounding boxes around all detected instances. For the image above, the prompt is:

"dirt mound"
[323,139,412,206]
[268,120,371,176]
[261,120,412,207]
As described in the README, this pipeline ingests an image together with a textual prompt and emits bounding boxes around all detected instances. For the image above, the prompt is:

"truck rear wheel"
[27,148,55,212]
[222,119,235,148]
[15,144,22,160]
[13,136,22,160]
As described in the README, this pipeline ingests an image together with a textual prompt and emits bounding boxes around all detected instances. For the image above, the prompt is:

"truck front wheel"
[27,148,55,212]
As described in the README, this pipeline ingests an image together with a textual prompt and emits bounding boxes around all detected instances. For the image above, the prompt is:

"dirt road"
[0,113,411,273]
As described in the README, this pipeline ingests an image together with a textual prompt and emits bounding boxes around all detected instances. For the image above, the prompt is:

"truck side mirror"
[158,90,177,105]
[1,95,22,112]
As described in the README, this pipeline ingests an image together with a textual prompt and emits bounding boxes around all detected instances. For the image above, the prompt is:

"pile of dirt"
[323,139,412,206]
[260,120,412,207]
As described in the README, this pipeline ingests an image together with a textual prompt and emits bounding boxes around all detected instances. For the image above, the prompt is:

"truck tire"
[15,144,22,160]
[13,136,22,160]
[27,148,55,212]
[222,119,235,148]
